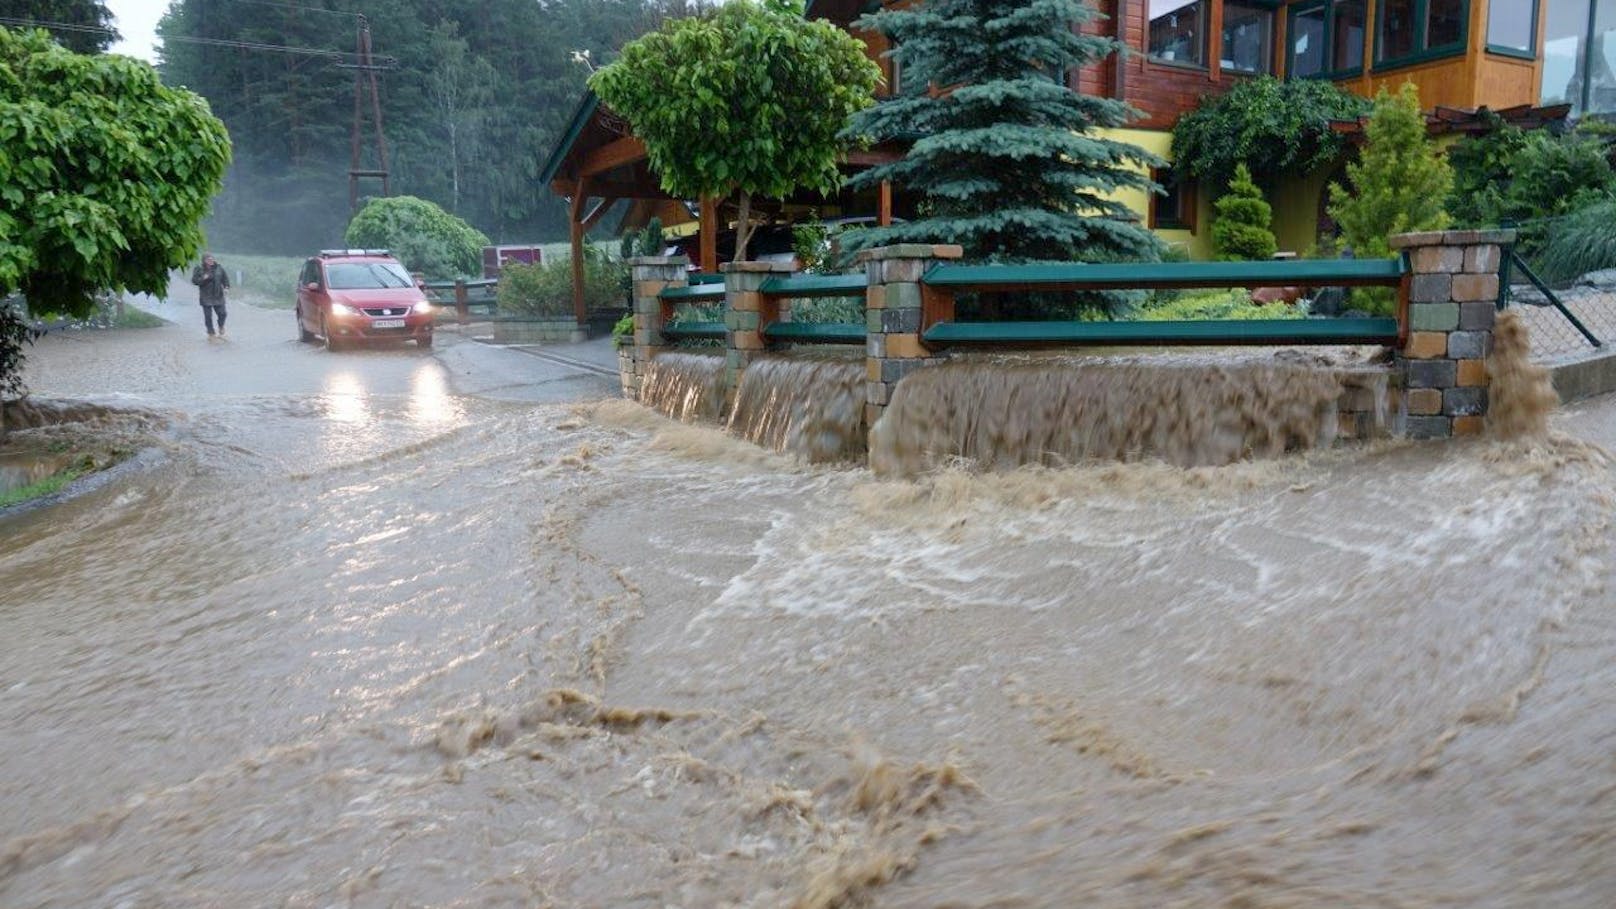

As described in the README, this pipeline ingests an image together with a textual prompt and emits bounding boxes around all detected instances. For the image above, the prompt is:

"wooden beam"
[699,196,718,273]
[577,136,648,177]
[570,177,591,328]
[878,181,893,227]
[581,196,617,231]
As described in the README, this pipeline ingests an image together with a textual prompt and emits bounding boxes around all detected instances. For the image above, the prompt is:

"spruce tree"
[1327,83,1451,315]
[1211,164,1277,261]
[1327,83,1451,261]
[844,0,1161,266]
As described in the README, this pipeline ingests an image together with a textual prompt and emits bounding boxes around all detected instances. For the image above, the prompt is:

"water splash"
[727,356,866,463]
[870,352,1385,476]
[640,352,726,423]
[1487,310,1559,440]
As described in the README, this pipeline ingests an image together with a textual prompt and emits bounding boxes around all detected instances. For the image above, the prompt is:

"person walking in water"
[191,253,230,339]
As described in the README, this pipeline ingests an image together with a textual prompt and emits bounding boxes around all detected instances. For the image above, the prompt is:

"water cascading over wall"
[727,356,867,463]
[639,351,867,462]
[639,353,726,423]
[868,353,1392,476]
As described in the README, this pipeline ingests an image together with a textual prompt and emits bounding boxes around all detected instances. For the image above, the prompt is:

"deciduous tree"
[589,0,880,260]
[0,27,230,315]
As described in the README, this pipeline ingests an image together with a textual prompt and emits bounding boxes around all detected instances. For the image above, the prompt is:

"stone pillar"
[721,260,794,403]
[1389,229,1513,439]
[625,256,690,401]
[857,244,963,428]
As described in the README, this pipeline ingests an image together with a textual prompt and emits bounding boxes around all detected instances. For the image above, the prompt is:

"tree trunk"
[449,121,461,212]
[733,191,754,262]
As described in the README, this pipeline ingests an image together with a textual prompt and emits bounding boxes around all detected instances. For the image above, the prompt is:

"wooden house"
[540,0,1605,317]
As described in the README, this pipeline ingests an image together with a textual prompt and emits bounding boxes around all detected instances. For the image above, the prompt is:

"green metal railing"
[1497,247,1602,349]
[919,257,1407,347]
[653,256,1411,351]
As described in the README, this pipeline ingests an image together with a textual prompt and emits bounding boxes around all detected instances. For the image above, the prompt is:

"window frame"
[1287,0,1367,81]
[1150,167,1198,233]
[1146,0,1211,70]
[1222,0,1281,75]
[1484,0,1539,60]
[1372,0,1471,72]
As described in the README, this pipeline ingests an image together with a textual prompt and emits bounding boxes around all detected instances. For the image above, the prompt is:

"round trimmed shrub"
[343,196,489,279]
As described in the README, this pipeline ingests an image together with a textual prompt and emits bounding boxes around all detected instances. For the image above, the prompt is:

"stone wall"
[1390,229,1511,439]
[626,234,1509,448]
[624,256,690,401]
[857,244,962,427]
[721,261,794,407]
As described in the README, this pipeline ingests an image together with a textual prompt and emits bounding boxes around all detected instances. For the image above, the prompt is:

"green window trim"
[1484,0,1538,60]
[1483,44,1538,62]
[1286,1,1368,82]
[1372,0,1470,72]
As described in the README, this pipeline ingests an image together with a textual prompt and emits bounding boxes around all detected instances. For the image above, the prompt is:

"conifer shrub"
[1211,164,1277,261]
[1327,84,1452,315]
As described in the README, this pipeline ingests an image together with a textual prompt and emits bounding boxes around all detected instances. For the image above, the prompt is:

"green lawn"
[209,252,304,309]
[0,463,87,509]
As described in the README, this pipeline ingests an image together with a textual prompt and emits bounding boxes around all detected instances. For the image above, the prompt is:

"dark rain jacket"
[191,262,230,305]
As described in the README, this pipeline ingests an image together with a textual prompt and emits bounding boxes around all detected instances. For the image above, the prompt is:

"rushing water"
[3,306,1615,906]
[870,352,1389,475]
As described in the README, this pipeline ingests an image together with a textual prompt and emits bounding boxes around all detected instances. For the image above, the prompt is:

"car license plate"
[372,318,406,329]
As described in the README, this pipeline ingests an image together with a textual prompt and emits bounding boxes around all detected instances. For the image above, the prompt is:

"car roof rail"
[318,248,392,258]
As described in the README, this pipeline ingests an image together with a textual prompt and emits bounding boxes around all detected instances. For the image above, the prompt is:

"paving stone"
[1411,273,1453,303]
[1409,303,1459,332]
[1405,359,1457,388]
[1458,301,1497,331]
[1405,415,1453,439]
[1447,330,1489,359]
[1443,386,1488,416]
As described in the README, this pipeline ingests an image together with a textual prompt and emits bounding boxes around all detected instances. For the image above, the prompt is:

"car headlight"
[330,302,358,316]
[412,300,433,314]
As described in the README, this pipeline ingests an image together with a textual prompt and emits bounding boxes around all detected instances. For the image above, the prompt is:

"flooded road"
[3,299,1616,907]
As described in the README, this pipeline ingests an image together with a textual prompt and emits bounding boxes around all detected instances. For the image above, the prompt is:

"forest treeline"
[155,0,711,253]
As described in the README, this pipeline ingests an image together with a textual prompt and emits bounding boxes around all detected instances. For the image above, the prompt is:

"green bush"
[1137,289,1304,321]
[497,247,625,317]
[612,313,634,346]
[1211,164,1277,261]
[1172,76,1371,187]
[344,196,489,280]
[619,218,666,259]
[1447,122,1615,229]
[1535,200,1616,285]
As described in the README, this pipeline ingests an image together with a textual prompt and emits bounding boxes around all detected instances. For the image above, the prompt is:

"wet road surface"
[3,298,1615,907]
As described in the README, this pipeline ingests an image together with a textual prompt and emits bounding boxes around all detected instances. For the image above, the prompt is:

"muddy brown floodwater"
[3,300,1616,907]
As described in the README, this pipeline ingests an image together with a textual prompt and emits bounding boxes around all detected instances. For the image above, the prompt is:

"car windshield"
[326,261,414,290]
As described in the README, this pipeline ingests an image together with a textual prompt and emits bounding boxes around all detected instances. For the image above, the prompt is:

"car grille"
[362,306,411,317]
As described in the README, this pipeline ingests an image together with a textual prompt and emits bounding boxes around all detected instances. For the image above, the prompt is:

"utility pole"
[342,14,390,212]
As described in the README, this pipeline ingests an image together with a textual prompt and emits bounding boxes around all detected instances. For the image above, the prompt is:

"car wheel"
[322,317,343,352]
[297,308,315,343]
[417,333,433,350]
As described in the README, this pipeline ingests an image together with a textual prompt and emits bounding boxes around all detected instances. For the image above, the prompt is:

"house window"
[1223,2,1277,74]
[1375,0,1469,67]
[1288,1,1366,78]
[1488,0,1539,55]
[1149,0,1207,67]
[1595,0,1616,114]
[1151,168,1197,231]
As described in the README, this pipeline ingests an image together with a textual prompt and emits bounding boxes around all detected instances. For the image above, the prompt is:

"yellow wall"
[1099,127,1214,260]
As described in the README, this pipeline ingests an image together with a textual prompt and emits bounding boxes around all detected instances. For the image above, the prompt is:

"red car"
[295,250,434,350]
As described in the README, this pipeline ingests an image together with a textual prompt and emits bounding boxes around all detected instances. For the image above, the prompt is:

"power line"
[0,16,396,68]
[230,1,364,21]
